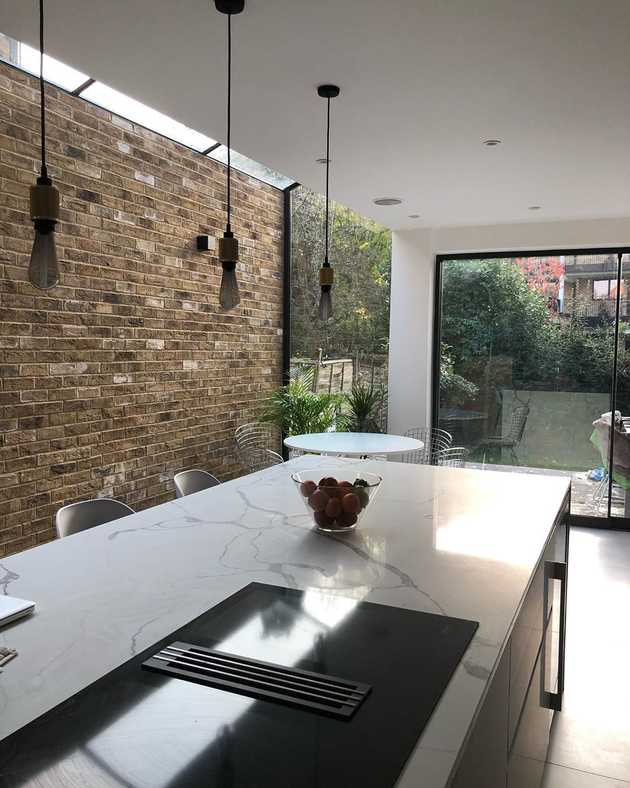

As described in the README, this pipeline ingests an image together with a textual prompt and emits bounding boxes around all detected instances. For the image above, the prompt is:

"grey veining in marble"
[0,457,569,788]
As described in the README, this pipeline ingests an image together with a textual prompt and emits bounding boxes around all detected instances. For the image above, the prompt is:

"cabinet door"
[451,644,510,788]
[543,516,569,711]
[508,641,554,788]
[509,531,554,746]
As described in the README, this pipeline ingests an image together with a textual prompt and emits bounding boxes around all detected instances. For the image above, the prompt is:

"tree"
[441,259,557,389]
[440,258,630,405]
[290,187,391,359]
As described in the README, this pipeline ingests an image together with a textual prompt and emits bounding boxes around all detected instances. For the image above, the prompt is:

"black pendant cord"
[324,96,330,267]
[38,0,47,178]
[226,11,232,233]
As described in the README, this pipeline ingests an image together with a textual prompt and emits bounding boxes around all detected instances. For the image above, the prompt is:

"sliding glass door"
[434,249,630,527]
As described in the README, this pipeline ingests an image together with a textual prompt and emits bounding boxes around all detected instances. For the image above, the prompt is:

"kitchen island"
[0,457,569,787]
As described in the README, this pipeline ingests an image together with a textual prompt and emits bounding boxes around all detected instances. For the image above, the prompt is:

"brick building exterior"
[0,61,284,556]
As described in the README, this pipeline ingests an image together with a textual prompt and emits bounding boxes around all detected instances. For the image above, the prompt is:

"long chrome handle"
[543,560,567,711]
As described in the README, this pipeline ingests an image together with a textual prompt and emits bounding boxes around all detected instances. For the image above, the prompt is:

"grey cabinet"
[508,642,553,788]
[451,644,510,788]
[451,508,569,788]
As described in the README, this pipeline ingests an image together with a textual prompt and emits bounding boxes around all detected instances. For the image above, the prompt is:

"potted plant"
[341,380,385,433]
[259,376,344,436]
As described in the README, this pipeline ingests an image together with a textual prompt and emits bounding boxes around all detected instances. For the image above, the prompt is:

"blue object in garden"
[588,466,605,482]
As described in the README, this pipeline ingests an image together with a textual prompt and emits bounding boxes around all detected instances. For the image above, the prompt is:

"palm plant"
[259,377,343,436]
[341,380,384,433]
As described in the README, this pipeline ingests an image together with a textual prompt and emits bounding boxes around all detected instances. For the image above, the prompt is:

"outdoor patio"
[468,461,627,518]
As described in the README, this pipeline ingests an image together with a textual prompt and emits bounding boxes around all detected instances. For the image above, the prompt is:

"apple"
[308,489,329,512]
[300,480,317,498]
[341,493,361,514]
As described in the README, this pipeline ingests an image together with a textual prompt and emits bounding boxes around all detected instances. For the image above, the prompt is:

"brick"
[0,60,283,558]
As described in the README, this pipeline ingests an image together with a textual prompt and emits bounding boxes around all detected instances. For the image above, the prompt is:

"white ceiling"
[2,0,630,230]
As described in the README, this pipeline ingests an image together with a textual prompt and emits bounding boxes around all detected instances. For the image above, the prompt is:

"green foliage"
[555,320,615,391]
[290,187,391,358]
[441,260,557,388]
[259,377,344,436]
[441,258,630,400]
[340,380,384,433]
[440,344,479,405]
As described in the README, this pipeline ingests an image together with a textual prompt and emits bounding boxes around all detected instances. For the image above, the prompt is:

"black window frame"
[432,246,630,532]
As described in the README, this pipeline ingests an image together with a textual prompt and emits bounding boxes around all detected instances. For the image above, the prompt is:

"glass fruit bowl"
[291,470,382,533]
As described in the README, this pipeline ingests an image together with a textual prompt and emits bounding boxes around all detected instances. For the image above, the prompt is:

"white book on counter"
[0,596,35,627]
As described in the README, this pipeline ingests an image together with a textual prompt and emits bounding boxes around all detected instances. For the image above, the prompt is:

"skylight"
[0,35,88,91]
[80,81,216,152]
[0,30,296,189]
[208,145,296,190]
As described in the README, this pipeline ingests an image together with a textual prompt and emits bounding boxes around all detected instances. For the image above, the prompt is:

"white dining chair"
[173,469,220,498]
[55,498,135,538]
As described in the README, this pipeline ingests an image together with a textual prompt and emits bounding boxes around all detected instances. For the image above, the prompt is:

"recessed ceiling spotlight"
[408,214,420,219]
[316,157,330,164]
[373,197,402,206]
[528,205,541,211]
[483,139,502,147]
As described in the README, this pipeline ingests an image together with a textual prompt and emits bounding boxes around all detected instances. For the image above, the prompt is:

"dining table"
[283,431,424,458]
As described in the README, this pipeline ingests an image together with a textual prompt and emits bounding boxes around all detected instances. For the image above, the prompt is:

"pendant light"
[29,0,60,290]
[317,84,339,322]
[215,0,244,310]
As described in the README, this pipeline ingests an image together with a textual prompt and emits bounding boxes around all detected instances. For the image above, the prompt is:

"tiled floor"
[542,527,630,787]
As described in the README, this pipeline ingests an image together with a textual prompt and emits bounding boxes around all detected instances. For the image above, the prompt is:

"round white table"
[283,432,424,458]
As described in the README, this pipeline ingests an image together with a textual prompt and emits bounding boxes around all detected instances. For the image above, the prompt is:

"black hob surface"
[0,583,478,788]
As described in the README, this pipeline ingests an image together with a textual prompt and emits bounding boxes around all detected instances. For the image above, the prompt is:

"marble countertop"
[0,457,570,787]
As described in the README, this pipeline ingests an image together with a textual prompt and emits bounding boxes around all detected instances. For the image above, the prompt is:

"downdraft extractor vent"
[143,641,371,719]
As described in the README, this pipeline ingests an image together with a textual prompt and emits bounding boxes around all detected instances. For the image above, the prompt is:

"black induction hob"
[0,583,478,788]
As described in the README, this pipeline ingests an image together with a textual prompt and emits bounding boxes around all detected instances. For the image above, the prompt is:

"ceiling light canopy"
[373,197,402,206]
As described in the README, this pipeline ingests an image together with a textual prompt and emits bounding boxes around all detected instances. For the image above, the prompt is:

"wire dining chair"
[400,427,453,465]
[235,423,284,473]
[435,447,470,468]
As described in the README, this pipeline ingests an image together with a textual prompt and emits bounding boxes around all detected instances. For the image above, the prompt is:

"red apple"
[325,497,342,519]
[300,480,317,498]
[308,489,329,512]
[341,493,361,514]
[338,512,358,528]
[314,510,334,528]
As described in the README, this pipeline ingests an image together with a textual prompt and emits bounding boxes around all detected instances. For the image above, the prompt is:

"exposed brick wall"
[0,62,284,557]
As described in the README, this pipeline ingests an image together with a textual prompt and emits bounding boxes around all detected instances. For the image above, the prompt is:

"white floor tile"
[543,763,630,788]
[543,528,630,784]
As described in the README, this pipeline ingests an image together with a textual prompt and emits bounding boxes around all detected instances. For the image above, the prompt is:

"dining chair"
[55,498,135,538]
[435,447,470,468]
[235,423,284,473]
[400,427,453,465]
[174,469,220,498]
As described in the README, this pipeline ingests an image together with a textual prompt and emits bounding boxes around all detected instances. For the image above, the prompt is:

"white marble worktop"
[0,457,570,787]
